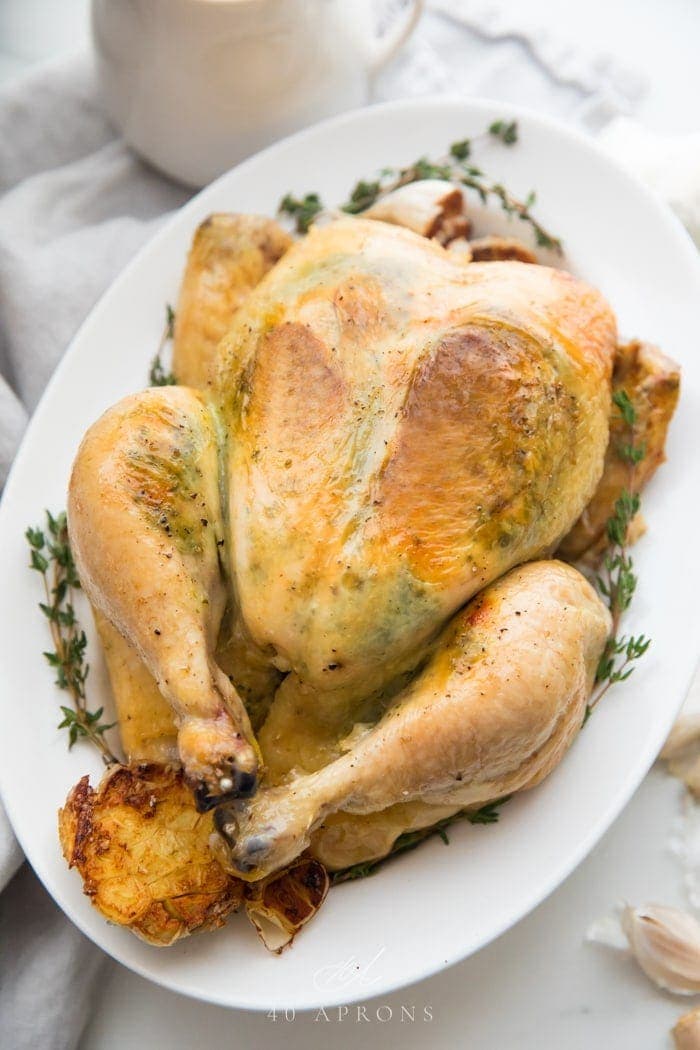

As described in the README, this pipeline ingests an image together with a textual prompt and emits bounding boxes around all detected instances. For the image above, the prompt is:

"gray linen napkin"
[0,8,646,1047]
[0,54,189,1050]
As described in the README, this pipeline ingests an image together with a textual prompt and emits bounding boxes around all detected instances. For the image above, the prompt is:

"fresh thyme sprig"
[279,122,562,252]
[331,796,511,885]
[26,511,117,764]
[585,389,650,722]
[149,303,177,386]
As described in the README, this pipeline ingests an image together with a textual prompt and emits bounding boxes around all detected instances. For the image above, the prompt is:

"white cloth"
[0,4,655,1047]
[600,116,700,248]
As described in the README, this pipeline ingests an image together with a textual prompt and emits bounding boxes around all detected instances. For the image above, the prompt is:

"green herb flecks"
[585,390,650,722]
[278,193,324,234]
[449,138,472,161]
[489,119,519,145]
[149,303,177,386]
[330,796,512,885]
[279,121,562,252]
[26,511,118,764]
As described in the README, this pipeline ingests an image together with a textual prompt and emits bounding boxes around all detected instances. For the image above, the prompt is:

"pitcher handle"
[369,0,424,77]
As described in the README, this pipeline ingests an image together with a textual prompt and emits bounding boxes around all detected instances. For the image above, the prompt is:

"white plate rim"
[1,94,700,1011]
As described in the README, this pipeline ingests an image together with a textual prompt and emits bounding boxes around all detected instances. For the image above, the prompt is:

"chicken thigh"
[214,560,610,878]
[69,217,617,823]
[69,386,260,808]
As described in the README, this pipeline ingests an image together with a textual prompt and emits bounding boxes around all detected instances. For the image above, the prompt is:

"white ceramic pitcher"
[92,0,424,187]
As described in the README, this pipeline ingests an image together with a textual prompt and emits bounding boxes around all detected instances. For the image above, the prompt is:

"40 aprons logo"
[265,948,434,1023]
[266,1004,434,1024]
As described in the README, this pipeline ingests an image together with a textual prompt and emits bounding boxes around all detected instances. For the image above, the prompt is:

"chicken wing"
[173,213,291,389]
[559,339,680,560]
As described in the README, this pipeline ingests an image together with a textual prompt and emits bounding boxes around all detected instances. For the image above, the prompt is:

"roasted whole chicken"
[66,193,679,909]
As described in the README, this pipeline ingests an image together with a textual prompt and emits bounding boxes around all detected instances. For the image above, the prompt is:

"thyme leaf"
[341,180,383,215]
[488,119,519,145]
[278,193,324,233]
[449,138,471,160]
[330,796,512,885]
[26,511,118,764]
[149,303,177,386]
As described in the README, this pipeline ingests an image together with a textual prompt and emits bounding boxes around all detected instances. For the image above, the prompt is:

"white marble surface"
[3,1,700,1048]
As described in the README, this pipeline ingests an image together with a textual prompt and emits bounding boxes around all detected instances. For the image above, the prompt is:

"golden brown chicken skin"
[218,219,616,699]
[69,217,618,824]
[173,213,291,389]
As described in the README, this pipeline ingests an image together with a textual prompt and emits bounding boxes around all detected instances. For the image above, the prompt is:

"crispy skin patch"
[559,340,680,560]
[119,391,216,552]
[330,272,389,344]
[58,764,243,946]
[174,213,292,389]
[239,320,355,563]
[377,324,580,582]
[247,321,346,461]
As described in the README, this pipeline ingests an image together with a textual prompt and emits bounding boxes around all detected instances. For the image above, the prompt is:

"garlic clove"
[661,714,700,796]
[673,1007,700,1050]
[678,759,700,798]
[662,714,700,761]
[622,904,700,995]
[364,180,469,242]
[243,856,328,954]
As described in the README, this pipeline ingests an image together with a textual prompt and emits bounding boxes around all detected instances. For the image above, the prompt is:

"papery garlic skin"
[673,1007,700,1050]
[622,904,700,995]
[364,180,469,242]
[585,910,629,951]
